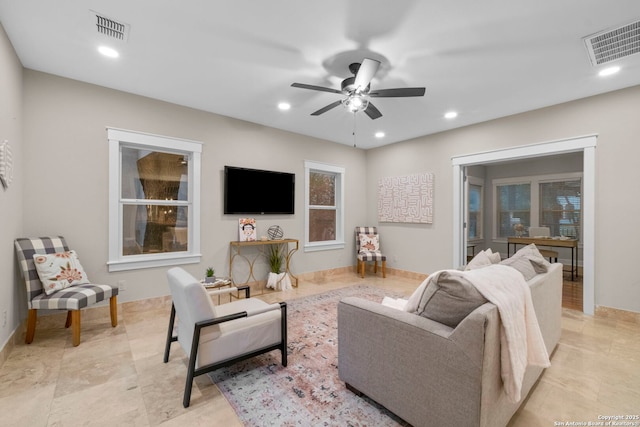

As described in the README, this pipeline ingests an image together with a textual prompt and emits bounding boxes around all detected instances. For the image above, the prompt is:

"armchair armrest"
[206,284,251,299]
[195,301,286,329]
[206,286,239,296]
[245,302,283,317]
[190,302,287,372]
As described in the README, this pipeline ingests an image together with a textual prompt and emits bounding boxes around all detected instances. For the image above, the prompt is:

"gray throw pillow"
[499,256,538,281]
[416,270,488,328]
[500,243,550,281]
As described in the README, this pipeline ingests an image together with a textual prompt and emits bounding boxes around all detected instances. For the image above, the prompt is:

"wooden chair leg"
[382,260,386,278]
[65,311,72,328]
[374,261,378,274]
[25,309,37,344]
[71,310,81,347]
[360,260,365,278]
[110,296,118,327]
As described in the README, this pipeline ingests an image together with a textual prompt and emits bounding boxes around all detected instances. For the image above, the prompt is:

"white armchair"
[163,267,287,407]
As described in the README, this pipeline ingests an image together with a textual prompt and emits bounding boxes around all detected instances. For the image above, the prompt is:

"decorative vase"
[266,272,292,291]
[205,276,216,283]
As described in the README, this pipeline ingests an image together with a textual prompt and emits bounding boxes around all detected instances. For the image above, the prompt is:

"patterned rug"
[208,285,409,426]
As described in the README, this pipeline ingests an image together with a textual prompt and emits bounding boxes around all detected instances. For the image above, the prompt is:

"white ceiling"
[2,1,640,149]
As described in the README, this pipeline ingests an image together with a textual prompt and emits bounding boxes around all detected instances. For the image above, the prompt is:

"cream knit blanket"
[464,264,550,402]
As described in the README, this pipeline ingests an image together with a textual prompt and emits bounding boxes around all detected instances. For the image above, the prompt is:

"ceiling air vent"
[92,11,129,42]
[583,19,640,66]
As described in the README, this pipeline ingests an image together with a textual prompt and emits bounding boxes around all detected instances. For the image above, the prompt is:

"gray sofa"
[337,262,563,427]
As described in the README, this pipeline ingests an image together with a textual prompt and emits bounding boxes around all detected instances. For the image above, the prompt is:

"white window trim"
[304,160,345,252]
[467,176,484,242]
[107,128,202,272]
[492,172,583,242]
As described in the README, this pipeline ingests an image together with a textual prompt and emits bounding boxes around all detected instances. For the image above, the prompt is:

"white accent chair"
[163,267,287,407]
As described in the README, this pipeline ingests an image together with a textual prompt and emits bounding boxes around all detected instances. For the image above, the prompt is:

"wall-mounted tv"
[224,166,295,214]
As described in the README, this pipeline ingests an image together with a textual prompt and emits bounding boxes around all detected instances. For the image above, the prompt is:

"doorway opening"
[452,135,596,314]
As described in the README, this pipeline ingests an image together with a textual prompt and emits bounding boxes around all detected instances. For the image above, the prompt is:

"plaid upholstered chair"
[355,226,386,278]
[14,236,118,346]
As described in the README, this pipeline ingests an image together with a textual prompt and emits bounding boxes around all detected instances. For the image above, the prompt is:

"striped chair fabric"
[14,236,119,346]
[355,226,386,278]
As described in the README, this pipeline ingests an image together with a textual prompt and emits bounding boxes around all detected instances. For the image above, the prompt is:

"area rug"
[208,285,409,426]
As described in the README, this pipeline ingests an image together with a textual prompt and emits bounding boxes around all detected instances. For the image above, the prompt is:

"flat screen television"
[224,166,295,214]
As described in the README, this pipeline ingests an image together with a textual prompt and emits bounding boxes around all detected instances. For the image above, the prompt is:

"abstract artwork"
[378,172,434,223]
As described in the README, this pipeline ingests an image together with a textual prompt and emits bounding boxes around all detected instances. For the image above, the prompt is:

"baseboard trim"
[595,305,640,323]
[0,329,17,368]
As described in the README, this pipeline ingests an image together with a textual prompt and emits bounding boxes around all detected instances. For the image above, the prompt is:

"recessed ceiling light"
[375,131,385,138]
[278,102,291,110]
[98,46,119,58]
[444,111,458,119]
[598,66,620,77]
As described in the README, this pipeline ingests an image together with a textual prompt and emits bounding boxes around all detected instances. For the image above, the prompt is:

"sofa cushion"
[500,243,550,281]
[487,249,501,264]
[465,248,502,271]
[404,277,430,313]
[415,270,488,328]
[465,250,492,270]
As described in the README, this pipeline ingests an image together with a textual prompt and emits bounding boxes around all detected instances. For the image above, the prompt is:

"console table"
[229,239,299,293]
[507,237,578,280]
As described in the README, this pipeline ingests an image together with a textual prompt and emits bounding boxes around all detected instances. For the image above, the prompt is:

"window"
[493,173,582,240]
[304,161,345,251]
[540,180,581,239]
[496,183,531,237]
[467,177,483,240]
[108,128,202,271]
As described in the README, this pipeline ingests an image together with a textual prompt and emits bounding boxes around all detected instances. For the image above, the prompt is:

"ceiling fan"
[291,58,425,120]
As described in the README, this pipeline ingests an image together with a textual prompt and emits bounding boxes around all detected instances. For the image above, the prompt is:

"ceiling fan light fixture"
[342,93,369,113]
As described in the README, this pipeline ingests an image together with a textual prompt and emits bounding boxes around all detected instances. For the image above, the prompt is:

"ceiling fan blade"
[311,100,343,116]
[291,83,342,94]
[353,58,381,91]
[364,102,382,120]
[369,87,426,97]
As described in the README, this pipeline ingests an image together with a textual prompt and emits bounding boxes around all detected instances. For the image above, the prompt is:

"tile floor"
[0,272,638,426]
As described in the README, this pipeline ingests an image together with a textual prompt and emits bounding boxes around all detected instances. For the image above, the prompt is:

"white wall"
[21,70,369,304]
[0,24,24,349]
[367,86,640,313]
[3,26,640,353]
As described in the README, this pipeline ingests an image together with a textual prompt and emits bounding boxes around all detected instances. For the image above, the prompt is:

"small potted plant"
[205,267,216,283]
[266,245,292,290]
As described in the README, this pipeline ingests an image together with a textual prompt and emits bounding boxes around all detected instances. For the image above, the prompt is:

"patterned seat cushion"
[357,251,386,261]
[15,236,118,311]
[31,284,117,310]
